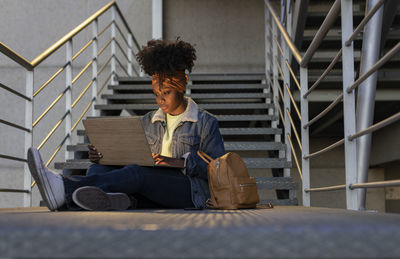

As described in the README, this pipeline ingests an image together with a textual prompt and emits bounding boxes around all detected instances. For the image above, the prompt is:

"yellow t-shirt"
[161,113,184,157]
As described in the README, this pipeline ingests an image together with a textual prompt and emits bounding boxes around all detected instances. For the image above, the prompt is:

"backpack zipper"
[216,159,220,185]
[239,183,255,192]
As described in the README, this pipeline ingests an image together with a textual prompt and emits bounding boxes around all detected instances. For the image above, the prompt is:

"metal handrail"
[304,138,344,160]
[286,60,301,91]
[285,84,301,120]
[286,108,302,151]
[97,72,113,95]
[72,39,94,61]
[71,97,96,131]
[275,56,285,80]
[350,179,400,190]
[98,55,113,76]
[115,55,130,76]
[265,0,302,63]
[347,41,400,93]
[115,40,130,62]
[72,59,94,85]
[300,0,341,67]
[0,82,31,101]
[32,87,70,127]
[275,97,285,124]
[305,185,346,193]
[114,3,140,50]
[98,21,113,37]
[114,22,130,48]
[45,134,70,167]
[0,119,31,133]
[0,154,27,163]
[33,64,68,97]
[348,111,400,141]
[37,111,70,150]
[345,0,385,46]
[0,41,32,70]
[287,134,302,180]
[71,80,95,108]
[303,93,343,129]
[30,1,115,67]
[0,188,30,194]
[304,49,342,98]
[97,38,113,57]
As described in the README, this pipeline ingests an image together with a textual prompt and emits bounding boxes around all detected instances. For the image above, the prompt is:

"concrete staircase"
[55,73,297,206]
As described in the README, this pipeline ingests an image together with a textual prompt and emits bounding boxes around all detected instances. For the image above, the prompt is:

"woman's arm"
[184,116,225,180]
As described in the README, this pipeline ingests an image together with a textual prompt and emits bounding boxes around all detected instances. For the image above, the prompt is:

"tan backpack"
[197,151,260,209]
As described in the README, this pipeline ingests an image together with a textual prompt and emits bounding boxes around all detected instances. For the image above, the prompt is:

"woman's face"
[152,85,185,115]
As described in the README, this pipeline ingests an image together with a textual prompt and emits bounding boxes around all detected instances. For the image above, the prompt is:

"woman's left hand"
[152,153,185,168]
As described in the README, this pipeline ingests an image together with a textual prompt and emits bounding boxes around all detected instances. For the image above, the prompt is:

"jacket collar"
[151,97,198,124]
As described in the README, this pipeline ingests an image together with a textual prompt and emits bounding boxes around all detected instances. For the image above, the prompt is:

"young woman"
[27,38,226,211]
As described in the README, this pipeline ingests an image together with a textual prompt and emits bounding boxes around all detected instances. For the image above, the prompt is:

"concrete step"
[67,141,285,152]
[101,93,271,100]
[77,127,282,137]
[95,103,274,111]
[118,74,265,84]
[260,198,298,206]
[56,157,291,170]
[109,84,268,91]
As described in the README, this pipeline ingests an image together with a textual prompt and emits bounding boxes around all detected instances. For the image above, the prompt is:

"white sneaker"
[27,147,65,211]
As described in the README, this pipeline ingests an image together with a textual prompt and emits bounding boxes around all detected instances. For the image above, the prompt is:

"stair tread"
[77,127,282,136]
[95,103,274,110]
[102,93,271,99]
[67,141,285,152]
[109,84,268,90]
[118,74,265,83]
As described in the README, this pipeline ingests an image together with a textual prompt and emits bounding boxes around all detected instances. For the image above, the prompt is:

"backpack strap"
[197,150,213,164]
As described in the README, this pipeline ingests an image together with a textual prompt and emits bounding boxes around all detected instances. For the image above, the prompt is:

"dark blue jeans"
[63,163,194,209]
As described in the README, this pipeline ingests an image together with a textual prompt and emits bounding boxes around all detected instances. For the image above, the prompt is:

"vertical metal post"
[111,6,117,85]
[300,66,310,206]
[152,0,163,39]
[341,0,359,210]
[127,33,133,77]
[23,70,33,207]
[271,21,281,144]
[265,6,273,117]
[92,19,99,117]
[356,0,384,210]
[65,40,73,160]
[282,1,292,180]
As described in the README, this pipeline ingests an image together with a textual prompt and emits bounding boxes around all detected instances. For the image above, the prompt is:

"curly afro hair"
[136,38,197,76]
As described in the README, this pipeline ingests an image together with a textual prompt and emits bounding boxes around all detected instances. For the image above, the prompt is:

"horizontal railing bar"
[98,55,113,76]
[350,179,400,189]
[98,21,112,38]
[30,1,115,67]
[32,86,70,127]
[97,72,113,95]
[348,111,400,141]
[285,84,301,120]
[0,82,31,101]
[286,108,302,152]
[71,97,96,132]
[0,41,33,70]
[45,133,70,167]
[115,55,129,76]
[273,36,284,57]
[305,184,346,192]
[72,59,94,85]
[0,118,31,133]
[303,93,343,129]
[304,49,342,98]
[71,80,94,108]
[114,3,140,50]
[275,56,285,80]
[37,110,70,151]
[97,38,112,57]
[300,0,341,67]
[345,0,385,46]
[287,133,302,180]
[265,0,302,63]
[0,188,30,194]
[276,78,285,102]
[115,40,130,62]
[0,154,27,163]
[285,60,301,91]
[33,63,68,97]
[72,38,94,61]
[275,96,285,125]
[347,41,400,93]
[304,138,344,159]
[114,21,129,48]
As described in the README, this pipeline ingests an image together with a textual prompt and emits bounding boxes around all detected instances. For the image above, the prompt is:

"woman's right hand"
[88,144,103,163]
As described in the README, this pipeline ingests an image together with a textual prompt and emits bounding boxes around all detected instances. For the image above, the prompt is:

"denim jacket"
[141,97,225,208]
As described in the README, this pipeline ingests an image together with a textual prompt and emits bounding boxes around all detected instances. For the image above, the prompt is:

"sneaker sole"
[72,186,130,211]
[27,148,58,211]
